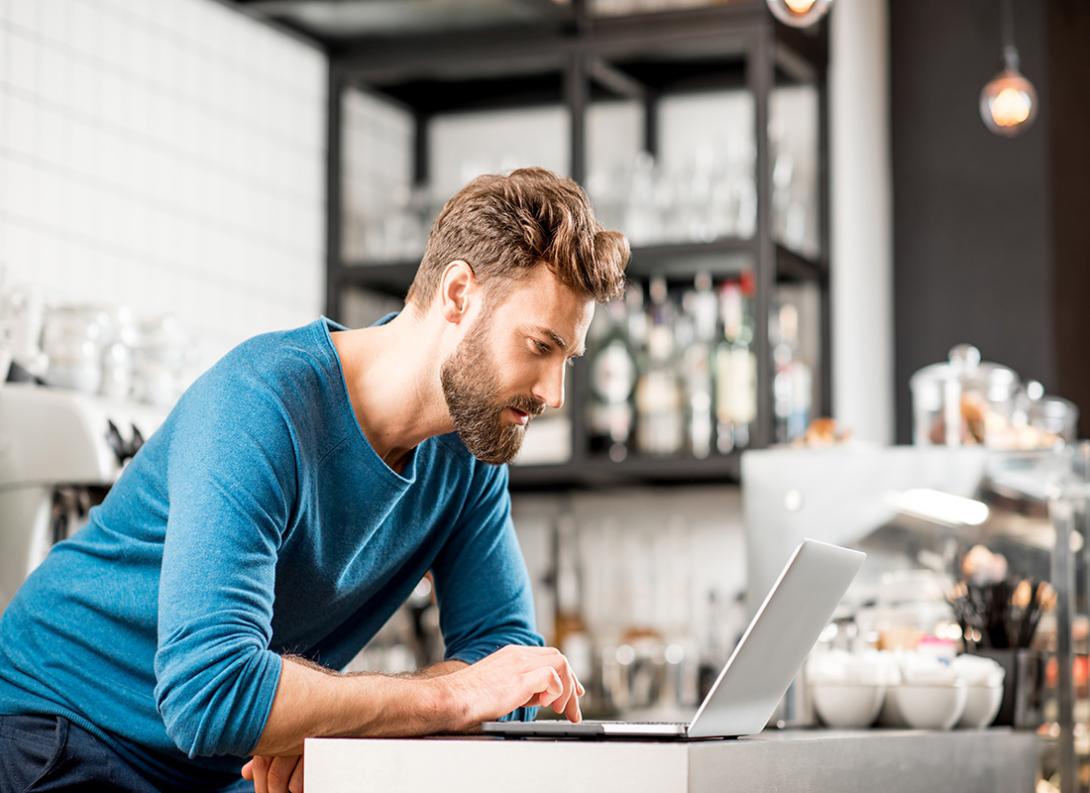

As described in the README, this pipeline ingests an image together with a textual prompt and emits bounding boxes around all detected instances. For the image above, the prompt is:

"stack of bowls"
[952,655,1005,728]
[880,653,965,729]
[808,651,896,729]
[809,650,1006,731]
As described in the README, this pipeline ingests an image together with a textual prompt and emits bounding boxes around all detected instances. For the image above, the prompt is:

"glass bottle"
[588,298,637,462]
[715,276,757,452]
[772,301,812,443]
[636,277,683,456]
[681,272,717,458]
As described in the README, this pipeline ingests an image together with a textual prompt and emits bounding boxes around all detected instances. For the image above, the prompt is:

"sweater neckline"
[315,315,419,488]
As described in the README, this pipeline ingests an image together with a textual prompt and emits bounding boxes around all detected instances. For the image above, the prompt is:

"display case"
[323,1,830,489]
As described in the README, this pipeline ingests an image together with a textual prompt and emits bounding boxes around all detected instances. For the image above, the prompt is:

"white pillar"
[830,0,894,444]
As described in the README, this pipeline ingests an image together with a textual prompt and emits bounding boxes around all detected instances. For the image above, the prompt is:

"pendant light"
[979,0,1037,137]
[765,0,832,29]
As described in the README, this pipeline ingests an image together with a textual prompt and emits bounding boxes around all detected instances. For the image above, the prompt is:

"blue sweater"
[0,316,543,789]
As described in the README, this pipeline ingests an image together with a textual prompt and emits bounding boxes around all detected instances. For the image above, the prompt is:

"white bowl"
[878,686,908,727]
[811,682,886,729]
[891,682,967,731]
[957,683,1003,729]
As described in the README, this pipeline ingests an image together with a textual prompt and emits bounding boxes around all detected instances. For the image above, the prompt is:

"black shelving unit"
[322,1,831,490]
[337,240,823,297]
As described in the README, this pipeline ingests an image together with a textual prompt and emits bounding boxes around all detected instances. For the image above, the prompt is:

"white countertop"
[304,727,1038,793]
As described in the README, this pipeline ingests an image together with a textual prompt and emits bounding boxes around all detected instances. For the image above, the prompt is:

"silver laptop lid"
[686,539,865,738]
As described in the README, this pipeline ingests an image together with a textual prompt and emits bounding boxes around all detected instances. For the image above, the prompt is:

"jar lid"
[910,344,1020,400]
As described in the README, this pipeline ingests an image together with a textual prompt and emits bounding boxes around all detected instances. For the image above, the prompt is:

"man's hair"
[405,167,629,310]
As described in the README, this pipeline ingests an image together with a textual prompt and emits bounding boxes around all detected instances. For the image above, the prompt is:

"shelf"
[775,243,825,283]
[320,0,833,486]
[362,66,569,116]
[626,238,753,281]
[234,0,572,43]
[587,48,749,99]
[325,3,826,82]
[335,260,416,299]
[507,451,741,491]
[336,238,822,298]
[349,39,815,116]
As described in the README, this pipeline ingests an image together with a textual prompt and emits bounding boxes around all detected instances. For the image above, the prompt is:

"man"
[0,167,630,793]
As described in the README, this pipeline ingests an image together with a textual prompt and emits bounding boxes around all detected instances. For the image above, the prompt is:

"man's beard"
[440,315,544,465]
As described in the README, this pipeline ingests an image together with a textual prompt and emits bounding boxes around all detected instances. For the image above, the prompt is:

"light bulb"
[980,46,1037,137]
[766,0,832,28]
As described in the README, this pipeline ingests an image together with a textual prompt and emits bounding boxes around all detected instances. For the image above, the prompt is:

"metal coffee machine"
[0,383,165,613]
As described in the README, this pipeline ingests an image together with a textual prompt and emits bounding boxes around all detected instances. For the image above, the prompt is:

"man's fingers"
[525,666,564,707]
[248,755,302,793]
[544,655,577,716]
[551,675,572,715]
[252,755,271,793]
[523,669,583,721]
[267,755,301,793]
[484,645,586,721]
[520,689,554,709]
[289,755,305,793]
[564,669,584,722]
[565,674,583,723]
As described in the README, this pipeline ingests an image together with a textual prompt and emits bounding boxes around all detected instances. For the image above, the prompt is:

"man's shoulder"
[205,320,332,397]
[174,319,338,444]
[228,319,328,370]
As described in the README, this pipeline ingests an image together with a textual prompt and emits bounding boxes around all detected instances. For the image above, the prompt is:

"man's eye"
[534,340,551,355]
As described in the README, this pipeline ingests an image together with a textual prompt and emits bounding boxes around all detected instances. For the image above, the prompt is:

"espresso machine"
[0,383,166,613]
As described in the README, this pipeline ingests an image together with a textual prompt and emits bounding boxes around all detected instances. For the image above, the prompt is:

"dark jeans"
[0,714,254,793]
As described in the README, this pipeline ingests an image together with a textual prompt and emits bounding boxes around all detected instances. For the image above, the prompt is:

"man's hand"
[438,645,585,730]
[244,645,581,778]
[241,753,303,793]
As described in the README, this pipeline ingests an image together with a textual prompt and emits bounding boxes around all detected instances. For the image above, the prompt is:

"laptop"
[481,539,865,740]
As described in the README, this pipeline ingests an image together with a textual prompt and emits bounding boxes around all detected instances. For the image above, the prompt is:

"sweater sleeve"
[430,461,545,722]
[152,370,296,759]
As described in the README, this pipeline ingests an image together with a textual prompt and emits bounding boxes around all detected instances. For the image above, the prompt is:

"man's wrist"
[427,672,469,733]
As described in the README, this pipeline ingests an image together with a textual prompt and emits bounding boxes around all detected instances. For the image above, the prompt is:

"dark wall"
[1048,1,1090,439]
[890,0,1054,443]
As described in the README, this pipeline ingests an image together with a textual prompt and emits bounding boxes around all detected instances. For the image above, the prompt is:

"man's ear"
[439,260,475,325]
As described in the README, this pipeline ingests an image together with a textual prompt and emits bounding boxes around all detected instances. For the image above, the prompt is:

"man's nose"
[533,363,566,411]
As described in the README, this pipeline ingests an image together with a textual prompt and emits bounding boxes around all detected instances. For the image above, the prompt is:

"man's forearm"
[401,659,468,679]
[251,655,466,756]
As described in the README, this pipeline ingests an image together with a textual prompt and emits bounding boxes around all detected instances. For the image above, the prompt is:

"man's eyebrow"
[533,326,585,358]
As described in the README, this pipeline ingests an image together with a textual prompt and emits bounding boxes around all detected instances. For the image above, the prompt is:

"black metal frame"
[323,1,831,490]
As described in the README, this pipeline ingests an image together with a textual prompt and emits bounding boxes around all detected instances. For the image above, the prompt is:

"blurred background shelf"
[335,238,824,300]
[508,451,742,491]
[323,0,831,489]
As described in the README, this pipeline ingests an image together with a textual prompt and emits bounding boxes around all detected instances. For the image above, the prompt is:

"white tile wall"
[512,487,746,651]
[341,87,413,262]
[0,0,327,373]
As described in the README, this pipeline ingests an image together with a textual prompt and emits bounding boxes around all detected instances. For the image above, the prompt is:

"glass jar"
[41,305,112,395]
[910,344,1021,447]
